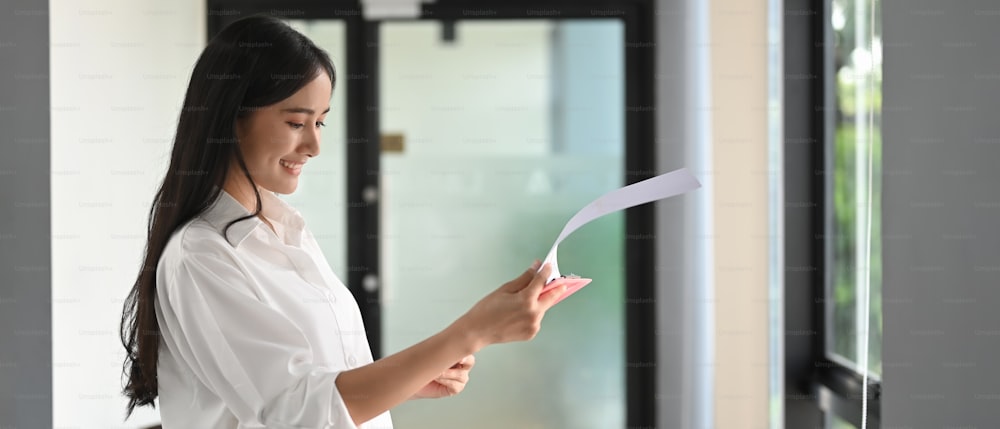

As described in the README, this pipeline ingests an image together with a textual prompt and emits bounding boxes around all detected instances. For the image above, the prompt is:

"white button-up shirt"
[154,188,393,429]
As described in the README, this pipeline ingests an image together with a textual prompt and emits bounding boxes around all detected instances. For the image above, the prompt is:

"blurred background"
[3,0,999,428]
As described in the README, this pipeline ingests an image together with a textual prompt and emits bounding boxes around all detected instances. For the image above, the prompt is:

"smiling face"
[228,70,332,198]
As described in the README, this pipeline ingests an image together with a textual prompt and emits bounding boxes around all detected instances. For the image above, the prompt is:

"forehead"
[275,71,332,111]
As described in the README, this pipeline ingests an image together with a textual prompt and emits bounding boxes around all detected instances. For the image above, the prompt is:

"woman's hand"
[409,354,476,400]
[452,261,569,350]
[333,262,566,424]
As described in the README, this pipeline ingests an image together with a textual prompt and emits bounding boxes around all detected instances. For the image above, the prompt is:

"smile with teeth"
[279,159,304,169]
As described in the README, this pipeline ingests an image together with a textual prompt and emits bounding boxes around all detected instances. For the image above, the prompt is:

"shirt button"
[325,290,336,302]
[348,355,358,366]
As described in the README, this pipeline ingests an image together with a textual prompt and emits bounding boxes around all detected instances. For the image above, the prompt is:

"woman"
[119,15,570,429]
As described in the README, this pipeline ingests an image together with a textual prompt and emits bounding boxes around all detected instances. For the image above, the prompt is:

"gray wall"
[656,0,713,428]
[0,0,52,427]
[882,0,1000,426]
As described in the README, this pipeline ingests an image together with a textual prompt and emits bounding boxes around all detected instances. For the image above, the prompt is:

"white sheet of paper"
[539,167,702,283]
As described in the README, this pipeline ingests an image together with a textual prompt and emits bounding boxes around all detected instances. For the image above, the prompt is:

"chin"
[275,184,298,195]
[263,181,298,196]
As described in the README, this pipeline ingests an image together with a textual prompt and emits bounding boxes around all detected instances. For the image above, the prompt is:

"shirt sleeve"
[157,249,360,429]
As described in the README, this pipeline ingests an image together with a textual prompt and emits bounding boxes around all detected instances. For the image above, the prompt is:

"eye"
[316,121,326,128]
[287,121,304,130]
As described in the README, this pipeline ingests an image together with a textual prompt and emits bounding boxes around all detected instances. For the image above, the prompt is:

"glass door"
[378,19,626,429]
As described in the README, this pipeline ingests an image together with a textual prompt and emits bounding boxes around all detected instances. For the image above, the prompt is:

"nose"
[301,125,321,158]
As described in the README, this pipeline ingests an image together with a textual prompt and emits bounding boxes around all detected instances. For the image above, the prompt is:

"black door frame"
[207,1,658,426]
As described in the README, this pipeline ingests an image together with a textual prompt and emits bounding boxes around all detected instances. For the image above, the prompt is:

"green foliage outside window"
[829,0,882,377]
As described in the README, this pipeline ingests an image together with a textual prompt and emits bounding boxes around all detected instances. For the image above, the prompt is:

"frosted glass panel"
[380,20,625,428]
[278,20,348,274]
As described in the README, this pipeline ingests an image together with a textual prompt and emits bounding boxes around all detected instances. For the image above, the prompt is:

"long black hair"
[119,14,335,418]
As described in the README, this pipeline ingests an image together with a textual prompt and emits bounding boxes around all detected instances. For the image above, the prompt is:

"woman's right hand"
[454,261,570,350]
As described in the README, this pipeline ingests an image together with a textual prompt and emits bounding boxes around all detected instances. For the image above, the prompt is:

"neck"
[222,174,267,216]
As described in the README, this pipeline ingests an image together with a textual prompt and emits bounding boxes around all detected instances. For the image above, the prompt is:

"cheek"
[241,126,286,162]
[258,123,297,151]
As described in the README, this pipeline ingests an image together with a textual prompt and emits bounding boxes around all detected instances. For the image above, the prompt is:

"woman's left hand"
[410,354,475,400]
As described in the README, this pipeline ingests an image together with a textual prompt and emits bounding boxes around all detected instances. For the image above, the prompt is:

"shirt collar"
[201,186,306,247]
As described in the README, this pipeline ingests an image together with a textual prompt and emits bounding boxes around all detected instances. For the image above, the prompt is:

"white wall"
[50,0,205,427]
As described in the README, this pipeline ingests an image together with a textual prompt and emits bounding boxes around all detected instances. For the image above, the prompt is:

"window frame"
[783,0,882,427]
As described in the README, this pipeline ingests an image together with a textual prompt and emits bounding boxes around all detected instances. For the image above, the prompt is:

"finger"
[436,379,465,395]
[434,373,469,385]
[432,375,467,389]
[438,368,470,381]
[451,354,474,369]
[538,281,569,309]
[499,260,542,293]
[521,263,554,297]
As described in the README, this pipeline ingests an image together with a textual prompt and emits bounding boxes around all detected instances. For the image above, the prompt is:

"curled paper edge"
[537,167,702,284]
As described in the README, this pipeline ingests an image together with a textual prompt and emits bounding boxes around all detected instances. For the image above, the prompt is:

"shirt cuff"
[326,371,359,429]
[259,368,360,429]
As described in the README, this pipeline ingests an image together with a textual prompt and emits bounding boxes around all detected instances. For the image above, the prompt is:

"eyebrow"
[280,106,331,115]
